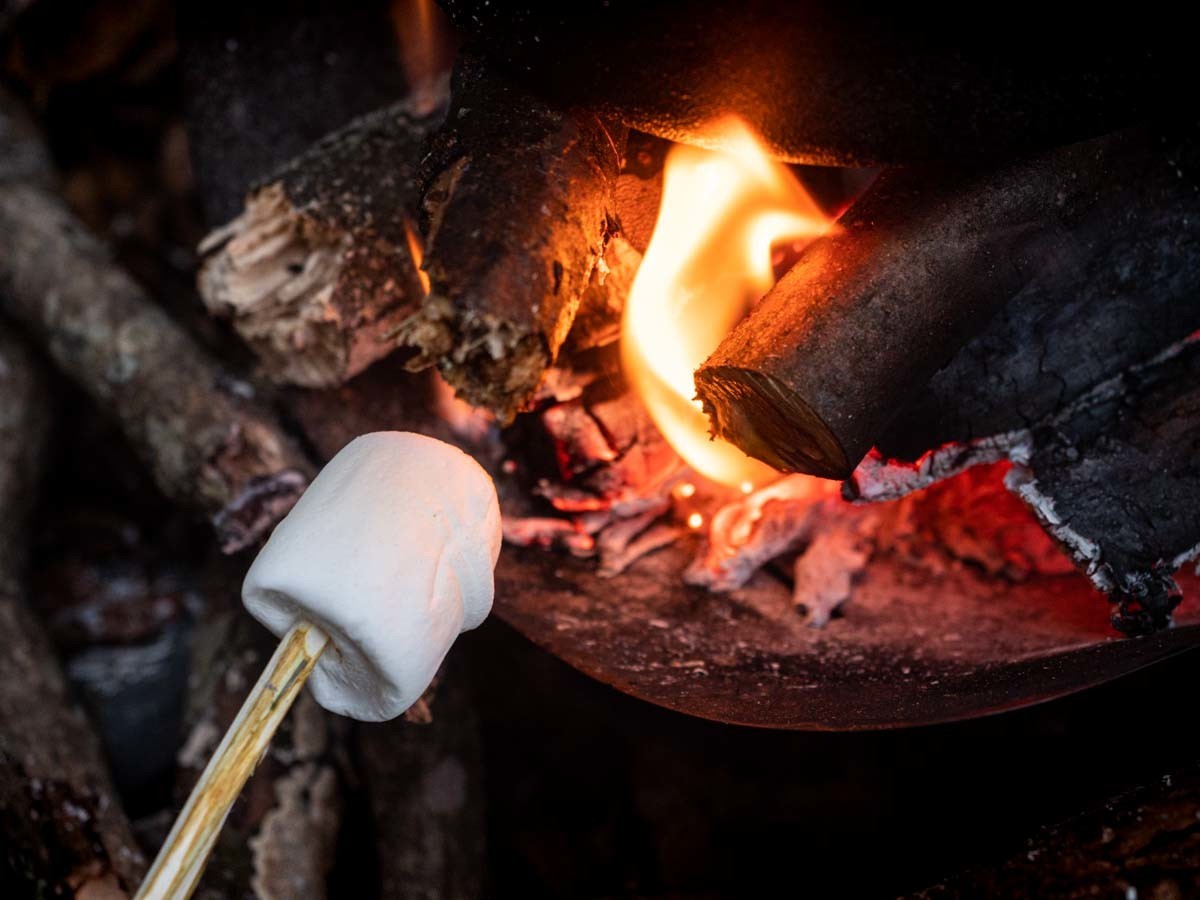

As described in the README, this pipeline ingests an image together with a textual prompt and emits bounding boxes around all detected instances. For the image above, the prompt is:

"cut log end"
[394,52,627,422]
[399,295,551,424]
[200,184,419,389]
[198,98,443,390]
[695,365,851,480]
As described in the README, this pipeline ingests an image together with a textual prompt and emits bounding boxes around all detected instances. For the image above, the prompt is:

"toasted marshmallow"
[242,432,501,721]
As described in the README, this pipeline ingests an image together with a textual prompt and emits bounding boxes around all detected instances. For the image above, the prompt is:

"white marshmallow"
[242,432,501,721]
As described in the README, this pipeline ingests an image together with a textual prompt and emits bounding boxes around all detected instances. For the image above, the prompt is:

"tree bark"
[398,52,627,422]
[0,93,314,553]
[0,327,147,898]
[199,98,443,389]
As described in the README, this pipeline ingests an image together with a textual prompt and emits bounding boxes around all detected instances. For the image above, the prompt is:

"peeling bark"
[199,98,444,388]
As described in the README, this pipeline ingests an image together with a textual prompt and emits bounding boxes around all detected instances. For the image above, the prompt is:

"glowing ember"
[621,118,831,488]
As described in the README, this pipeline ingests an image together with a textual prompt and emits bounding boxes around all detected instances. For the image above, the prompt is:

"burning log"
[1008,340,1200,634]
[440,1,1169,166]
[399,53,627,422]
[0,93,314,552]
[873,127,1200,460]
[0,329,146,897]
[695,127,1196,480]
[199,98,442,388]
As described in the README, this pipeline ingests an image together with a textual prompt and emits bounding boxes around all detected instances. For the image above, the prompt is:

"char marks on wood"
[398,53,627,422]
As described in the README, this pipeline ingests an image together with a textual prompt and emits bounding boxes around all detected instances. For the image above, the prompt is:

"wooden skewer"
[135,621,330,900]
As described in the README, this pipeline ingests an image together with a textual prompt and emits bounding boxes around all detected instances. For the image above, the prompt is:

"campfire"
[2,1,1199,897]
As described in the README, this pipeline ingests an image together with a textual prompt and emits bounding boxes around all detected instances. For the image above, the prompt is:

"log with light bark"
[0,92,314,553]
[199,97,443,388]
[0,328,147,898]
[398,52,627,422]
[695,126,1194,480]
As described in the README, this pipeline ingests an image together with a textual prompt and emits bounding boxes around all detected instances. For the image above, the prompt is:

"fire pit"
[2,1,1198,896]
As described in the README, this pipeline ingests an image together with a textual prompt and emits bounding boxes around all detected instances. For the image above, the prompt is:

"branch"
[0,92,314,553]
[0,328,146,897]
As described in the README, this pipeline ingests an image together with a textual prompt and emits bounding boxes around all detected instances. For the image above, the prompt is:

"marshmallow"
[242,432,501,721]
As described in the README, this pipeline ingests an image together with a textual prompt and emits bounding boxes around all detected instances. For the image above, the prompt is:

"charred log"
[0,329,146,897]
[178,0,410,224]
[874,126,1200,460]
[1008,341,1200,634]
[440,1,1173,166]
[0,94,314,552]
[913,760,1200,899]
[199,98,443,388]
[399,52,627,422]
[696,126,1196,480]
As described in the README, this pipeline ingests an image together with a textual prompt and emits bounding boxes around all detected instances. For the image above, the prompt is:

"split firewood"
[695,125,1199,480]
[0,92,314,553]
[0,328,146,897]
[398,52,628,422]
[199,98,443,388]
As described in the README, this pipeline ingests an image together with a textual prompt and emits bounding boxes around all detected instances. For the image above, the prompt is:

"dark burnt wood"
[440,0,1175,166]
[697,126,1200,481]
[399,52,627,422]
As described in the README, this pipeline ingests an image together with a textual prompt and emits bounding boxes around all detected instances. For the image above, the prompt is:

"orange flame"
[390,0,458,115]
[403,217,432,296]
[621,119,831,488]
